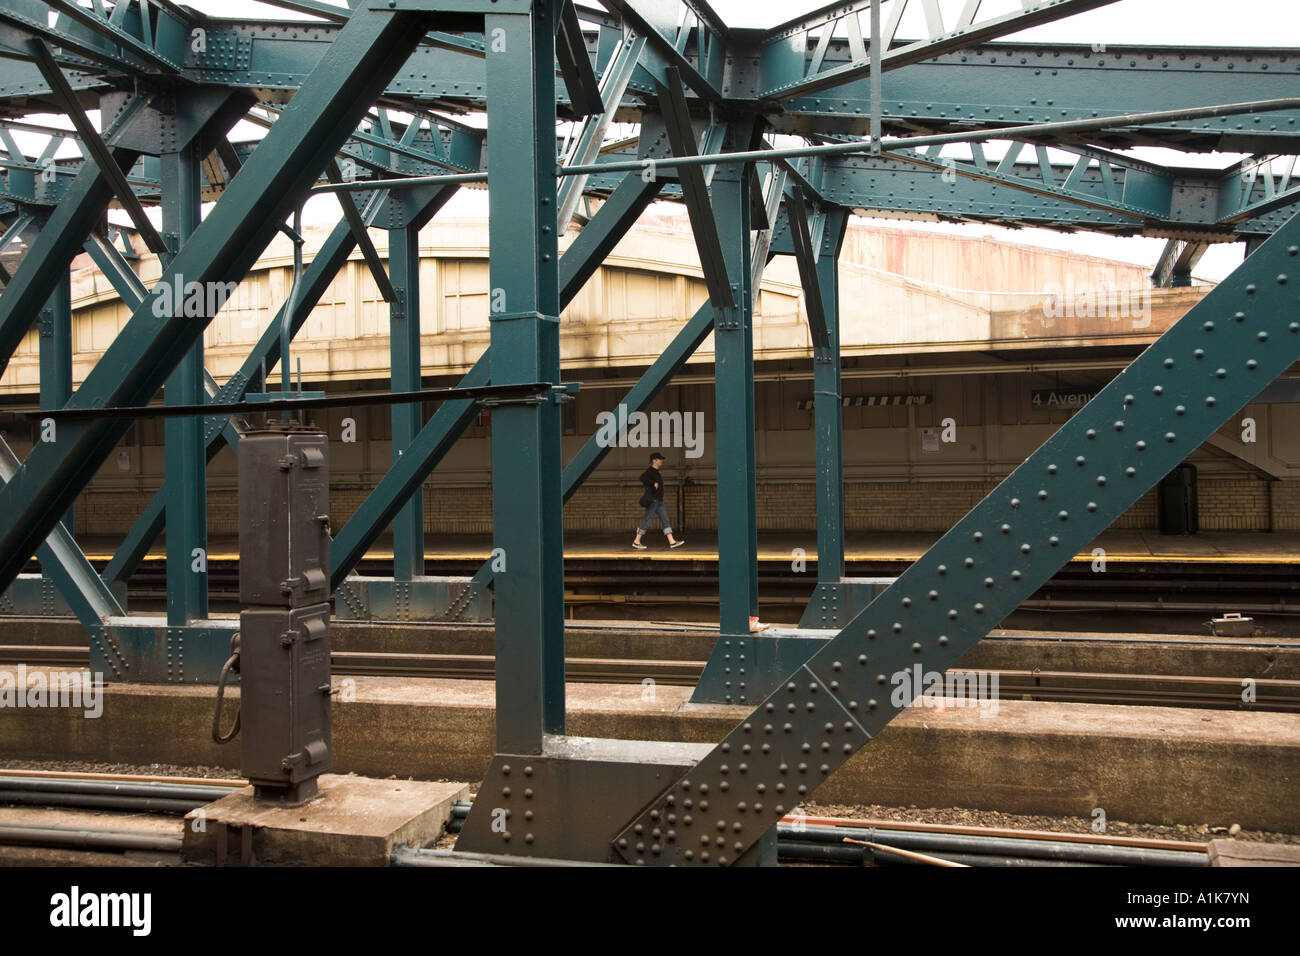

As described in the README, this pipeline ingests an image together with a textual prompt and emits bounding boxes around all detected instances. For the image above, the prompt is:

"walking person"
[633,452,685,550]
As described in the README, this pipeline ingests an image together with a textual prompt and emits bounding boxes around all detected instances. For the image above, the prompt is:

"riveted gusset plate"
[615,212,1300,865]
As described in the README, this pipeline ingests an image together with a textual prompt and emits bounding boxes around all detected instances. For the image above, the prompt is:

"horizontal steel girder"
[5,12,1299,155]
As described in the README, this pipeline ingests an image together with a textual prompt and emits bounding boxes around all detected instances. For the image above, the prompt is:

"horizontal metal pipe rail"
[778,823,1209,867]
[0,776,239,814]
[0,822,181,854]
[777,841,1106,867]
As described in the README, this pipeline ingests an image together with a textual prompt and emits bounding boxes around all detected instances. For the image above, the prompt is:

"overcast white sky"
[41,0,1300,283]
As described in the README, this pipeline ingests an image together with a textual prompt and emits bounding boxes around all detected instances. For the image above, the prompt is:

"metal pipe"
[0,776,236,802]
[278,207,304,412]
[0,769,247,787]
[0,791,204,814]
[311,171,489,192]
[561,97,1300,176]
[777,840,1107,867]
[307,101,1300,192]
[779,823,1208,866]
[24,381,561,422]
[0,822,181,853]
[393,846,619,867]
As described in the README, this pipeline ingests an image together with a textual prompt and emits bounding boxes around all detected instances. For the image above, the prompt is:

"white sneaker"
[669,540,685,549]
[632,541,647,550]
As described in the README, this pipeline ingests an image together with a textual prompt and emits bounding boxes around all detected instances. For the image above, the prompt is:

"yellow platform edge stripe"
[80,551,1300,564]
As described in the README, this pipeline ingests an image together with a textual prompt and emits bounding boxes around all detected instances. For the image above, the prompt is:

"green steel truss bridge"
[0,0,1298,863]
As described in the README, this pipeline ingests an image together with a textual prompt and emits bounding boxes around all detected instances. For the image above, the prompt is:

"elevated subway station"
[0,0,1297,887]
[3,219,1295,546]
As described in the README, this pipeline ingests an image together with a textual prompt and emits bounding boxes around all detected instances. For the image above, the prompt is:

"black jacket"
[639,467,664,501]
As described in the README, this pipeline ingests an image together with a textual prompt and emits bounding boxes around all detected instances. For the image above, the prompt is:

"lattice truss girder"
[0,0,1299,867]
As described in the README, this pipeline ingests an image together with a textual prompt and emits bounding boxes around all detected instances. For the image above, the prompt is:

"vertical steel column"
[485,0,565,752]
[712,153,758,636]
[162,139,208,625]
[388,222,424,580]
[38,272,74,533]
[812,214,849,591]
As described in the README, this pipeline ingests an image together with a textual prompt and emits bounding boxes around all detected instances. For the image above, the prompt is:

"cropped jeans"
[637,499,672,535]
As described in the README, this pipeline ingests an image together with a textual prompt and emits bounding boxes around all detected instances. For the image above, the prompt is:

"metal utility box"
[238,426,331,607]
[238,602,332,800]
[237,420,333,804]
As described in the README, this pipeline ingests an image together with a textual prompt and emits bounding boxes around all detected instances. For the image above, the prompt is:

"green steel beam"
[0,435,123,628]
[656,67,733,308]
[9,13,1300,157]
[1217,154,1300,225]
[811,211,850,585]
[556,28,647,230]
[42,0,188,75]
[83,230,147,304]
[556,0,604,116]
[600,0,725,102]
[1153,238,1211,289]
[161,139,207,626]
[709,126,758,637]
[785,185,828,351]
[483,1,565,753]
[884,140,1176,222]
[614,211,1300,865]
[749,167,788,292]
[328,161,398,303]
[388,220,424,581]
[26,38,168,255]
[0,4,435,593]
[766,42,1300,153]
[795,208,851,632]
[0,0,163,74]
[757,0,1121,102]
[0,97,149,377]
[37,270,74,534]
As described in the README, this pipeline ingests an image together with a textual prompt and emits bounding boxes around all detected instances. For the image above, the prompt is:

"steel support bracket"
[691,629,834,706]
[797,578,896,631]
[455,736,777,865]
[93,618,239,685]
[334,575,492,622]
[0,574,127,618]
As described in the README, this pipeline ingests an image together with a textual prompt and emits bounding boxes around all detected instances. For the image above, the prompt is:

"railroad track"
[0,771,1213,867]
[73,558,1300,627]
[1,645,1296,711]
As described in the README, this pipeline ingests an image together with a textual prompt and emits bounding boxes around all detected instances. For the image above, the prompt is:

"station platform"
[63,530,1300,567]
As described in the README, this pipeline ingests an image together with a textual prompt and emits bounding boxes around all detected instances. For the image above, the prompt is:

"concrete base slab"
[181,773,468,866]
[1208,839,1300,866]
